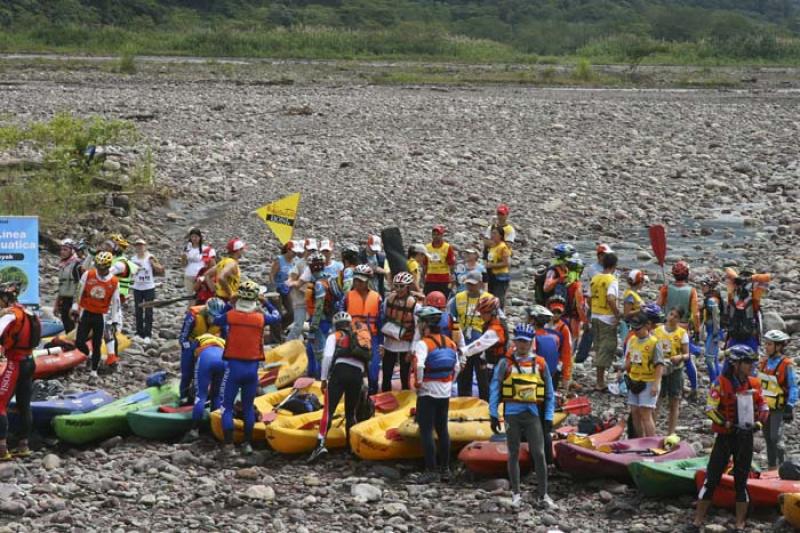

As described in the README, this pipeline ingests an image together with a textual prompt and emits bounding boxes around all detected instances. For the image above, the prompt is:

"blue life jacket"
[424,335,458,382]
[535,330,561,377]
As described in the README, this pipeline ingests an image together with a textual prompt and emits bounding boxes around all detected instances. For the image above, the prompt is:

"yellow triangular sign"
[254,193,300,245]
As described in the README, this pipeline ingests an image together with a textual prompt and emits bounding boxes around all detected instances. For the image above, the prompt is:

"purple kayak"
[555,436,696,483]
[9,390,115,435]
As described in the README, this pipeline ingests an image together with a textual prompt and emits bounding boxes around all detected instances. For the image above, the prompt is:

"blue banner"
[0,217,39,306]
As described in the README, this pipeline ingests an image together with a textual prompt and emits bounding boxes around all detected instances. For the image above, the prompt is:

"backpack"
[424,335,458,381]
[534,265,568,307]
[15,307,41,350]
[354,384,375,422]
[334,322,372,364]
[282,393,322,415]
[728,297,756,342]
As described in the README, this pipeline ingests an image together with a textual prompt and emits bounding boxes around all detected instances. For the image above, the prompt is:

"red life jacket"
[222,309,265,361]
[710,374,764,435]
[79,269,118,314]
[1,304,38,361]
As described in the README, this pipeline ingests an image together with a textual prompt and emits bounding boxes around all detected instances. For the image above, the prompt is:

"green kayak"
[629,456,709,498]
[127,403,208,441]
[53,381,180,445]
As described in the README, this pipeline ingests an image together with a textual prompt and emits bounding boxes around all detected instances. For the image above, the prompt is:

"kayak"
[8,390,115,435]
[555,436,697,482]
[264,340,308,390]
[128,403,207,441]
[780,493,800,529]
[0,348,88,380]
[209,380,323,444]
[694,468,800,509]
[396,397,493,444]
[350,408,427,461]
[459,419,624,478]
[629,456,710,498]
[266,390,416,455]
[40,318,65,337]
[53,380,180,445]
[57,331,132,358]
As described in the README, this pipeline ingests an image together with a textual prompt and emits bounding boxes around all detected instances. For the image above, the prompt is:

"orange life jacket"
[79,269,119,314]
[222,309,265,361]
[710,374,764,435]
[346,289,381,336]
[1,305,35,361]
[483,317,508,365]
[384,292,416,341]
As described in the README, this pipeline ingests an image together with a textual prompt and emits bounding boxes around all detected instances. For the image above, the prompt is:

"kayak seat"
[159,405,193,414]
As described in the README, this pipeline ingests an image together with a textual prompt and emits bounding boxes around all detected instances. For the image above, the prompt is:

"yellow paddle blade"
[649,447,669,455]
[566,433,595,449]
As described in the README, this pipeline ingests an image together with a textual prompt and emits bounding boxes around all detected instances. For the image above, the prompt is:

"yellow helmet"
[238,280,260,301]
[109,233,129,250]
[95,251,114,268]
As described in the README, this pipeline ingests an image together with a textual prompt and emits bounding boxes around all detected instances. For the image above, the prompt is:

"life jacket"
[188,306,222,340]
[214,257,240,300]
[565,280,582,318]
[438,310,453,338]
[626,334,661,382]
[590,273,616,315]
[728,291,757,342]
[1,304,40,360]
[708,373,763,434]
[653,324,687,370]
[665,284,693,323]
[57,257,81,298]
[333,323,372,365]
[114,257,138,298]
[222,309,265,361]
[622,288,643,313]
[501,356,547,404]
[422,335,458,382]
[194,334,225,358]
[79,269,119,314]
[534,328,561,377]
[346,289,381,336]
[454,291,492,339]
[425,242,452,277]
[487,242,511,278]
[482,317,509,365]
[384,292,416,341]
[306,277,335,317]
[758,356,791,410]
[535,263,567,306]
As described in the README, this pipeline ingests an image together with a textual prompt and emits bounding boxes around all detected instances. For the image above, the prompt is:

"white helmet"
[764,330,790,343]
[393,272,414,287]
[333,311,352,326]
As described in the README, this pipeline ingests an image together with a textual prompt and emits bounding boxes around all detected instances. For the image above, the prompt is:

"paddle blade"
[372,392,400,413]
[293,377,315,390]
[385,428,404,442]
[648,224,667,266]
[262,411,278,423]
[561,396,591,416]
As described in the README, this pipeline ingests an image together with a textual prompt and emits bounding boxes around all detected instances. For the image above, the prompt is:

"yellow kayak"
[780,493,800,529]
[397,397,493,443]
[60,331,131,357]
[266,390,416,455]
[265,340,308,389]
[210,379,322,444]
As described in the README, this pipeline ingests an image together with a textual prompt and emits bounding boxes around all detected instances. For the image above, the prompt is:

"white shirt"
[0,313,17,339]
[132,252,156,291]
[184,244,215,279]
[589,275,619,325]
[72,271,122,324]
[484,221,516,243]
[290,259,308,308]
[414,340,460,399]
[461,328,501,358]
[320,331,365,380]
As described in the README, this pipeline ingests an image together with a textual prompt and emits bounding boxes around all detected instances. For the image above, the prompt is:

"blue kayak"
[8,390,115,435]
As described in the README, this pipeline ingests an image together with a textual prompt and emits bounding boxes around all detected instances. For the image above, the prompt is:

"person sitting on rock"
[490,323,556,509]
[758,329,796,469]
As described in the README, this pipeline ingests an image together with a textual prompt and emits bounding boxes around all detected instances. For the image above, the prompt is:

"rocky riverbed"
[2,60,800,532]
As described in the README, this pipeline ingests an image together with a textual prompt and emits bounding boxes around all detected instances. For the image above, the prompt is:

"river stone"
[244,484,275,501]
[351,483,382,502]
[42,454,61,470]
[762,311,786,333]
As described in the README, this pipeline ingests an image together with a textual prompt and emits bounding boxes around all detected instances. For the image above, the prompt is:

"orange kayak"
[0,349,87,379]
[695,469,800,509]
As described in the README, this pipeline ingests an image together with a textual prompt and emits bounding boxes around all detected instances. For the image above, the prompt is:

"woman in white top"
[132,238,165,342]
[181,228,216,295]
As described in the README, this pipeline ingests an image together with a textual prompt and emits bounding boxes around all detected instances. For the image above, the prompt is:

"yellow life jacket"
[214,257,240,299]
[622,288,643,313]
[627,334,661,382]
[194,334,225,357]
[653,325,687,370]
[454,290,492,334]
[487,242,511,276]
[758,357,790,410]
[590,273,616,315]
[189,306,222,340]
[425,242,452,276]
[501,357,547,404]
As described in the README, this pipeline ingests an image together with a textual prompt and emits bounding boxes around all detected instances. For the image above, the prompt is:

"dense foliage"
[1,0,799,62]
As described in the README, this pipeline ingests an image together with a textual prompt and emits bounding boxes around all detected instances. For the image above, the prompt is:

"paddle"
[648,224,667,284]
[261,376,316,423]
[559,396,591,416]
[372,392,400,413]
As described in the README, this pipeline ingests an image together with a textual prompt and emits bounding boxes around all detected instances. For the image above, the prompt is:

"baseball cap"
[496,204,510,216]
[410,243,427,255]
[227,238,246,253]
[465,271,482,285]
[133,237,146,245]
[432,225,446,235]
[305,238,318,251]
[368,235,382,252]
[319,239,333,252]
[291,240,305,253]
[596,243,614,254]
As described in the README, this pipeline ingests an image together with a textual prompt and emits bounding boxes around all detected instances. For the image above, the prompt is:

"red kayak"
[694,469,800,509]
[0,349,87,379]
[555,436,696,482]
[459,420,626,477]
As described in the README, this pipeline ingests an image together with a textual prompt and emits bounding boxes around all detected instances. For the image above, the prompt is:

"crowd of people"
[0,203,795,529]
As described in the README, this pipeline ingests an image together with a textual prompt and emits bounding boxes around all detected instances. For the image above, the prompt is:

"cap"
[305,238,318,251]
[496,203,510,216]
[368,235,382,252]
[432,225,446,235]
[319,239,333,252]
[291,240,305,253]
[462,247,479,255]
[596,243,614,254]
[133,237,146,245]
[227,238,246,253]
[465,271,482,285]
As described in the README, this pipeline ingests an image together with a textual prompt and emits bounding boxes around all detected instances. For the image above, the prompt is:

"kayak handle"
[32,347,63,357]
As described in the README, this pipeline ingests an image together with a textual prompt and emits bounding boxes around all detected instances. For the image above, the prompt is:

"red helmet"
[496,204,510,216]
[671,260,689,280]
[476,296,499,315]
[425,291,447,309]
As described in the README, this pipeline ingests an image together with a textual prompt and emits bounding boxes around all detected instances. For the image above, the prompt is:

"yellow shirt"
[407,258,421,287]
[653,324,688,371]
[590,273,616,316]
[487,242,511,276]
[622,288,643,313]
[214,257,240,299]
[627,334,663,382]
[425,242,452,277]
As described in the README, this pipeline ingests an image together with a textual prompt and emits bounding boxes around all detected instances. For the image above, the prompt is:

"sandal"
[0,450,13,462]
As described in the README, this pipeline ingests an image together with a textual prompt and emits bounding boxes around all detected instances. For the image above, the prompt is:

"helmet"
[553,243,576,259]
[61,238,76,249]
[415,306,443,324]
[238,280,260,301]
[641,303,664,323]
[728,344,757,363]
[109,233,129,250]
[628,312,648,330]
[476,296,499,315]
[0,282,21,301]
[513,323,535,342]
[596,243,613,254]
[393,272,414,287]
[699,275,719,288]
[353,264,374,279]
[671,261,689,280]
[205,297,226,318]
[425,291,447,309]
[95,251,114,268]
[527,304,553,320]
[627,269,645,285]
[332,311,352,326]
[546,295,566,311]
[308,254,326,273]
[764,330,790,343]
[566,254,583,268]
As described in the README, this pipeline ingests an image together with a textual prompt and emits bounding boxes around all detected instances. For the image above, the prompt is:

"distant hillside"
[1,0,799,62]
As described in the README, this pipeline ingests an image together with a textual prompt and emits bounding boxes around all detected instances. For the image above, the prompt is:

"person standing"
[590,252,621,392]
[690,345,768,533]
[485,226,512,309]
[725,266,772,352]
[454,248,486,294]
[72,252,121,378]
[131,238,164,344]
[345,265,382,394]
[699,275,724,384]
[407,244,429,294]
[489,323,556,509]
[0,282,40,460]
[412,306,460,483]
[215,238,245,301]
[451,271,493,398]
[653,308,690,436]
[620,269,646,342]
[576,244,613,363]
[624,312,664,438]
[360,235,388,297]
[460,296,508,401]
[178,298,226,405]
[380,272,419,391]
[268,241,301,335]
[286,240,313,341]
[482,203,516,253]
[424,226,456,299]
[214,280,280,456]
[307,254,335,379]
[546,296,574,393]
[182,228,216,296]
[758,329,797,469]
[54,239,82,333]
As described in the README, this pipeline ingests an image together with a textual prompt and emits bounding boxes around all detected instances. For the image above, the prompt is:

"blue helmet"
[513,323,536,342]
[728,344,757,363]
[641,303,664,323]
[205,297,226,318]
[553,243,576,259]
